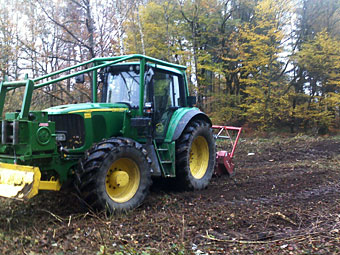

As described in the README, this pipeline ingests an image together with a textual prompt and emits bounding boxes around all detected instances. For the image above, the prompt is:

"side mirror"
[75,74,85,83]
[187,96,196,107]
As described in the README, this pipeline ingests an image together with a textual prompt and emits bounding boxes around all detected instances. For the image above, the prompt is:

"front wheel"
[75,138,152,213]
[175,119,216,190]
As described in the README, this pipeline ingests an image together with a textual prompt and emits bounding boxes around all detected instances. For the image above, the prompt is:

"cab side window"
[151,70,185,139]
[153,72,184,111]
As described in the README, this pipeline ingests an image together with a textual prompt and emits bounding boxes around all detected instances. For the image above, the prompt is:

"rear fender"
[164,108,212,142]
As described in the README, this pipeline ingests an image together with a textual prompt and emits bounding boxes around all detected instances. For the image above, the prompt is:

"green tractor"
[0,55,216,213]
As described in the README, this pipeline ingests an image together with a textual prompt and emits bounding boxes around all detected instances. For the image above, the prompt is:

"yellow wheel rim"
[189,136,209,179]
[105,158,140,203]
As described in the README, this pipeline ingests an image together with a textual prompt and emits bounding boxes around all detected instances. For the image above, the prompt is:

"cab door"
[144,67,185,141]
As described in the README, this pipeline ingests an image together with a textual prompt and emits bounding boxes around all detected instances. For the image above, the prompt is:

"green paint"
[92,63,98,103]
[0,54,210,191]
[164,107,197,142]
[19,80,34,119]
[139,58,146,116]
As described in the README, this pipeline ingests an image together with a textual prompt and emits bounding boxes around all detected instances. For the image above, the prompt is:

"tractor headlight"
[55,132,67,142]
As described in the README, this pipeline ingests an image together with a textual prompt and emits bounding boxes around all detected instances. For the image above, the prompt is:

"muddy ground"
[0,135,339,254]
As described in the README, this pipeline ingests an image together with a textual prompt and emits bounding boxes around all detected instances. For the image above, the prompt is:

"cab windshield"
[106,70,140,107]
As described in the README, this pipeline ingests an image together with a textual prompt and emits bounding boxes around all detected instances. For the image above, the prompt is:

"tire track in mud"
[207,156,340,208]
[219,179,340,206]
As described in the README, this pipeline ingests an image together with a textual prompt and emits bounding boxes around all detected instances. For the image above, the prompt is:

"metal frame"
[212,125,242,176]
[213,125,242,159]
[0,54,187,119]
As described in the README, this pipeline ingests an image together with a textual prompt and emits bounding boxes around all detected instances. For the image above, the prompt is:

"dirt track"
[0,136,340,254]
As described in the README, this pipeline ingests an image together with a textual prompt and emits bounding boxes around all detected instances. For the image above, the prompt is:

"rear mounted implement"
[213,125,242,176]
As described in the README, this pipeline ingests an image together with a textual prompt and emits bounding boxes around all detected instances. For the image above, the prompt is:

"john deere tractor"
[0,55,215,213]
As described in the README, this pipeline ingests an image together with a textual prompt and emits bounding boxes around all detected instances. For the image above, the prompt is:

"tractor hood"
[44,102,130,151]
[45,103,129,115]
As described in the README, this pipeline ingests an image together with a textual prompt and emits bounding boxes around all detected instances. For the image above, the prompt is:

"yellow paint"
[110,171,129,187]
[105,158,140,203]
[0,163,63,200]
[189,136,209,179]
[39,178,61,191]
[84,112,91,118]
[70,108,127,114]
[0,163,41,199]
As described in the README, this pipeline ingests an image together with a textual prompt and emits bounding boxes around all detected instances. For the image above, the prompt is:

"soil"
[0,135,339,254]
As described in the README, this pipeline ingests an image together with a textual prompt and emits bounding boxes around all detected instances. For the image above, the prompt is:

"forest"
[0,0,340,133]
[1,2,340,254]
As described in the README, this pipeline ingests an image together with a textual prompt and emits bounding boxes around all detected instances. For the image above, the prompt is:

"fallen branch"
[38,209,64,222]
[202,230,321,244]
[272,212,297,226]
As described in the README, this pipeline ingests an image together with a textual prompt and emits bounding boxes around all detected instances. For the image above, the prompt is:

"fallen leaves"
[0,136,340,254]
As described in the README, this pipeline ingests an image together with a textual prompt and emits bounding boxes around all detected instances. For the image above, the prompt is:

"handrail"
[34,55,134,89]
[2,54,187,90]
[0,54,187,119]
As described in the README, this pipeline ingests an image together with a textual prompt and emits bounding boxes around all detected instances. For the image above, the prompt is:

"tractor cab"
[101,64,141,108]
[100,63,187,141]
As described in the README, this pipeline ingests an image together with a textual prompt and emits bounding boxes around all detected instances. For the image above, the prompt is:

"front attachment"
[0,163,41,200]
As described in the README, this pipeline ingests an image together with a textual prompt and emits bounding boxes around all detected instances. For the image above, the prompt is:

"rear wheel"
[175,119,215,190]
[75,138,152,213]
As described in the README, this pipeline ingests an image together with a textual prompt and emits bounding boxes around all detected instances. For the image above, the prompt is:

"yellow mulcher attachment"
[0,163,61,200]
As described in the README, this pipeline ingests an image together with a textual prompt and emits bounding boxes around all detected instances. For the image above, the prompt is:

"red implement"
[212,125,242,176]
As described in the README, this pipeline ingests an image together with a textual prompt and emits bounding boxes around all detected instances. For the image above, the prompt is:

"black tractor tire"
[175,119,216,190]
[75,137,152,214]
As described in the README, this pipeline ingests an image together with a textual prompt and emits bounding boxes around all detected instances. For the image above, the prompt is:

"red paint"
[212,125,242,176]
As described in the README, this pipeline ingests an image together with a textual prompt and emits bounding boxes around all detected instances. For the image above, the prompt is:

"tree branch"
[37,0,91,51]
